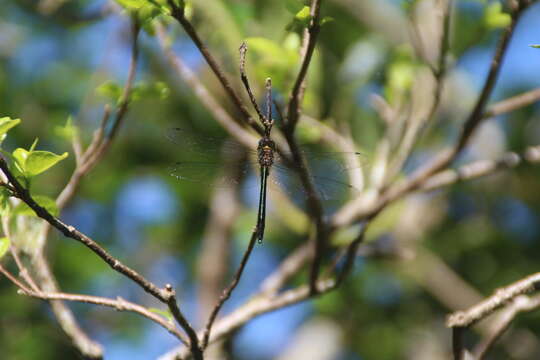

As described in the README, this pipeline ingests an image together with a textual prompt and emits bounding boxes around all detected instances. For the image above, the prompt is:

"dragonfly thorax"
[257,137,276,168]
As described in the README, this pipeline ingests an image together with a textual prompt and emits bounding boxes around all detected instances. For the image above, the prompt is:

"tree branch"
[447,272,540,328]
[332,5,528,229]
[0,156,170,301]
[166,0,261,132]
[474,294,540,359]
[201,230,258,349]
[285,0,322,131]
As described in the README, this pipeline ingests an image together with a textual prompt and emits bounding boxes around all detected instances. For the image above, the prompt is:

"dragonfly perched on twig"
[168,43,364,243]
[167,126,364,242]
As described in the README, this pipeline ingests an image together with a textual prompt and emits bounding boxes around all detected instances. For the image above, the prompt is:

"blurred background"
[1,0,540,359]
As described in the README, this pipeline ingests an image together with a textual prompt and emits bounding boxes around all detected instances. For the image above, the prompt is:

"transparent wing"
[166,127,365,198]
[169,160,256,188]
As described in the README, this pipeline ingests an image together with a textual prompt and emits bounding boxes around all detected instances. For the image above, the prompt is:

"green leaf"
[0,117,21,139]
[13,195,59,217]
[295,6,311,24]
[131,81,170,102]
[97,81,123,103]
[530,44,540,49]
[25,151,68,177]
[148,308,174,323]
[54,116,78,142]
[484,3,511,29]
[283,0,304,14]
[12,148,30,174]
[0,237,10,259]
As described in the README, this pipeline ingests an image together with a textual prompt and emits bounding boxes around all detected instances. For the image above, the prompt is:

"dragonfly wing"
[169,160,252,188]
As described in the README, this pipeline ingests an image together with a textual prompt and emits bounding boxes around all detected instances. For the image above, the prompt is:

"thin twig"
[447,272,540,328]
[285,0,322,131]
[32,251,104,359]
[332,6,526,229]
[23,290,189,344]
[259,242,312,296]
[452,327,465,360]
[2,216,40,292]
[201,230,258,349]
[164,285,203,360]
[334,224,368,287]
[419,146,540,192]
[0,157,169,302]
[474,294,540,359]
[386,0,453,182]
[166,0,261,133]
[482,87,540,119]
[155,25,258,151]
[239,42,266,123]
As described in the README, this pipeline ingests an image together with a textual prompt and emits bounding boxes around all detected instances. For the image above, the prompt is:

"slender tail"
[256,166,269,243]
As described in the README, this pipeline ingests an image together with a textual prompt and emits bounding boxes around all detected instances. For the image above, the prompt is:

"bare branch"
[419,145,540,192]
[166,0,261,132]
[386,0,453,182]
[452,327,465,360]
[159,278,336,360]
[447,272,540,328]
[164,285,202,360]
[332,5,528,229]
[286,0,322,130]
[482,87,540,119]
[155,25,258,151]
[0,157,169,302]
[201,230,258,349]
[32,252,104,359]
[24,290,189,344]
[239,42,266,123]
[474,294,540,359]
[259,243,312,296]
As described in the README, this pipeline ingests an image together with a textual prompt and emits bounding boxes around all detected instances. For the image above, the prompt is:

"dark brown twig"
[452,327,465,360]
[201,230,258,349]
[0,158,205,358]
[285,0,322,131]
[0,158,168,301]
[167,0,261,133]
[164,285,203,360]
[239,42,266,123]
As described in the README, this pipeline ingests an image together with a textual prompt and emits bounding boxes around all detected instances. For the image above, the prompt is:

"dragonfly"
[169,43,363,243]
[167,126,364,243]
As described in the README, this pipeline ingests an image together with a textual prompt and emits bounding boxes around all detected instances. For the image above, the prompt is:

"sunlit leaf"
[13,195,59,217]
[12,148,30,174]
[25,151,68,177]
[54,116,78,142]
[97,81,123,104]
[484,3,511,29]
[530,44,540,49]
[0,117,21,139]
[0,237,10,259]
[131,81,170,102]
